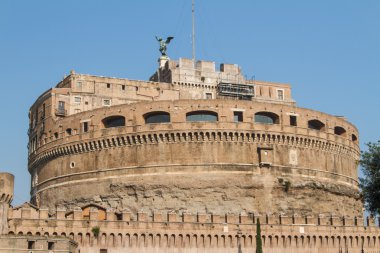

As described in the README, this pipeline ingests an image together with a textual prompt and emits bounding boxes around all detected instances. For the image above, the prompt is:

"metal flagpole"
[192,0,196,67]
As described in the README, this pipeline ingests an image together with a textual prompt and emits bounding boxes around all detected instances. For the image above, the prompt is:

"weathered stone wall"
[28,100,360,216]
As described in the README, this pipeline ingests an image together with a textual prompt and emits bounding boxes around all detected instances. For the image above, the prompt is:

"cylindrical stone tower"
[27,59,362,217]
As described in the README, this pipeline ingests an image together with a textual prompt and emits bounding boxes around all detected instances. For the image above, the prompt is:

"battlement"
[7,205,380,252]
[9,205,380,228]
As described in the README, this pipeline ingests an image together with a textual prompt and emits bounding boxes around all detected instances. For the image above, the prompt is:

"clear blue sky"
[0,0,379,205]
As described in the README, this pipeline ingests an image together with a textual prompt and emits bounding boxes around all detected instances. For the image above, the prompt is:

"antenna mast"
[192,0,196,65]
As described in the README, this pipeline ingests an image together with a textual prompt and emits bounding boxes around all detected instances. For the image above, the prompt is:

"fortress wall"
[27,100,361,216]
[8,208,380,253]
[31,130,360,209]
[33,165,362,216]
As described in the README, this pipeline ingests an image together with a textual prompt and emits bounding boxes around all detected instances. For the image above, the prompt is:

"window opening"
[144,112,170,124]
[102,116,126,128]
[42,103,46,119]
[56,101,66,116]
[83,122,89,133]
[186,111,218,122]
[58,101,65,110]
[308,119,325,131]
[35,109,39,124]
[48,242,55,250]
[334,126,346,136]
[122,85,126,91]
[107,83,111,88]
[290,115,297,126]
[28,241,35,249]
[74,96,82,104]
[234,111,243,122]
[205,93,212,99]
[277,89,284,100]
[254,112,279,124]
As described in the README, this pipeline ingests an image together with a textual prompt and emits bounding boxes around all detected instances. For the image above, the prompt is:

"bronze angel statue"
[156,36,174,56]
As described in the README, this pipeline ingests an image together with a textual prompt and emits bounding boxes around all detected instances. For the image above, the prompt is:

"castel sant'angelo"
[1,36,380,252]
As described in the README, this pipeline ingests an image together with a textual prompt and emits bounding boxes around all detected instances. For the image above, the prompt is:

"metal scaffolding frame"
[217,82,254,100]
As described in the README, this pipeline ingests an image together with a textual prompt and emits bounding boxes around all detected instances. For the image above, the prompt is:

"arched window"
[102,116,125,128]
[352,134,358,143]
[186,111,218,122]
[144,111,170,124]
[334,126,346,136]
[66,128,72,135]
[254,112,279,124]
[308,119,325,131]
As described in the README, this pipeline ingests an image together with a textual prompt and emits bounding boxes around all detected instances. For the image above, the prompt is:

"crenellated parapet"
[9,205,380,228]
[8,205,380,252]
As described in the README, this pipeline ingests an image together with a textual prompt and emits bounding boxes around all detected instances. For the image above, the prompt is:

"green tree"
[256,218,263,253]
[360,141,380,215]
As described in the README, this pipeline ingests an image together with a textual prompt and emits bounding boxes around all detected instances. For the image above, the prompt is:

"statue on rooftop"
[155,36,174,57]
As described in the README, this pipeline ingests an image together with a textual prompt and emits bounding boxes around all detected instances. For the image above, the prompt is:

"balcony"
[55,108,67,116]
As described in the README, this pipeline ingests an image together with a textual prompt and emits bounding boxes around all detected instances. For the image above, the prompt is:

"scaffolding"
[217,82,254,100]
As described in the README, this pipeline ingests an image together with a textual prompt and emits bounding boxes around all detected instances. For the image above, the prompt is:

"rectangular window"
[76,81,82,88]
[122,85,125,91]
[83,122,89,133]
[205,93,212,99]
[290,115,297,126]
[74,96,82,104]
[28,241,35,249]
[58,101,65,110]
[35,109,39,124]
[107,83,111,88]
[103,99,111,106]
[233,111,243,122]
[100,249,108,253]
[48,242,55,250]
[277,89,284,100]
[42,103,46,119]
